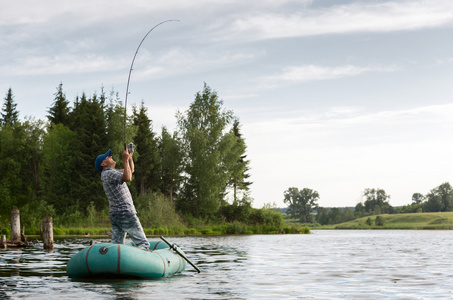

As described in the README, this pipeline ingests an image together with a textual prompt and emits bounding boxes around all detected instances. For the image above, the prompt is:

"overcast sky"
[2,0,453,208]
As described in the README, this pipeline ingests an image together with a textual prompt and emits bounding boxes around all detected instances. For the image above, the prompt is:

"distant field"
[332,212,453,230]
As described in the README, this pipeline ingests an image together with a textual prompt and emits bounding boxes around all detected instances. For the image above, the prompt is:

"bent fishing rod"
[123,19,180,150]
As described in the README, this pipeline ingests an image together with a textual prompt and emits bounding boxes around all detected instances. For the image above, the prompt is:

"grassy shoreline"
[12,211,453,239]
[12,224,311,238]
[311,211,453,230]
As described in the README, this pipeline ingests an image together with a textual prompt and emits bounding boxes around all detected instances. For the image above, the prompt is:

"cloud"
[126,47,262,81]
[260,64,400,87]
[243,102,453,207]
[227,0,453,40]
[1,54,129,75]
[435,57,453,66]
[1,44,259,79]
[334,103,453,128]
[243,103,453,147]
[324,106,363,118]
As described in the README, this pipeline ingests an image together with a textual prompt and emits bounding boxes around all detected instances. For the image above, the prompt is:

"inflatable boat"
[66,239,187,279]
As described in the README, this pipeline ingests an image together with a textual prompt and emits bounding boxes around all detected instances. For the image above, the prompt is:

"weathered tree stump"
[10,209,21,243]
[1,235,6,249]
[21,225,27,243]
[4,210,31,248]
[42,216,54,251]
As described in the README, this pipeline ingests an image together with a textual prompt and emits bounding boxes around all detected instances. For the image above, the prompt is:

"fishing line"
[123,19,180,150]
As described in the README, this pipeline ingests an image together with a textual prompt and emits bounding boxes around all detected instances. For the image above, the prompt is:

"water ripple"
[2,231,453,299]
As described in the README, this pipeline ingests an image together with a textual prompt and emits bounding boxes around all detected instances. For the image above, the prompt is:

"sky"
[2,0,453,209]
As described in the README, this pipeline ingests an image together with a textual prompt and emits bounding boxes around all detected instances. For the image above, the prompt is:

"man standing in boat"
[95,147,150,250]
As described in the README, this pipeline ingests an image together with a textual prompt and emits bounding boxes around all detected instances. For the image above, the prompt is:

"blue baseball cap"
[95,149,112,173]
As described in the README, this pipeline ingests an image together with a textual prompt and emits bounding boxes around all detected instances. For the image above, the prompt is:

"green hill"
[333,212,453,230]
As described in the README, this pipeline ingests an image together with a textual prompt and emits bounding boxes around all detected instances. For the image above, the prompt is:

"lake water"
[1,230,453,299]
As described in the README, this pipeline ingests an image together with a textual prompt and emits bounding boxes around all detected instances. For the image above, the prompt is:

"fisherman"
[95,147,150,250]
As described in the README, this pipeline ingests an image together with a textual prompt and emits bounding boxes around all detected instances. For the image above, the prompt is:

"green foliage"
[249,205,284,228]
[399,202,424,213]
[424,182,453,212]
[47,83,71,127]
[105,89,137,162]
[366,217,372,226]
[1,88,19,126]
[412,193,425,205]
[40,124,77,213]
[177,83,238,218]
[334,212,453,229]
[0,214,11,237]
[316,207,356,225]
[225,221,246,234]
[0,119,45,212]
[282,226,310,234]
[70,92,109,212]
[20,200,56,231]
[0,84,257,231]
[354,188,393,216]
[86,201,97,228]
[184,228,200,235]
[0,84,289,236]
[375,215,385,226]
[19,118,45,201]
[429,218,448,224]
[227,118,252,203]
[0,124,21,212]
[394,183,453,214]
[159,127,183,202]
[133,102,161,195]
[284,187,319,222]
[220,194,253,223]
[134,192,184,231]
[364,188,392,214]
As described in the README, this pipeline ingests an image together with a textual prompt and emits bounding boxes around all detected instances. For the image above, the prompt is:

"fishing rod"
[160,236,201,273]
[123,19,180,150]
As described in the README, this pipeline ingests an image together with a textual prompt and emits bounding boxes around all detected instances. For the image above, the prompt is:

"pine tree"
[132,102,161,195]
[1,88,19,126]
[229,118,252,204]
[104,88,136,160]
[40,123,77,213]
[69,92,108,212]
[47,83,71,127]
[160,127,183,201]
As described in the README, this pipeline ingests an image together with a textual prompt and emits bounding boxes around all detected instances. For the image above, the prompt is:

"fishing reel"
[124,142,135,153]
[128,143,135,153]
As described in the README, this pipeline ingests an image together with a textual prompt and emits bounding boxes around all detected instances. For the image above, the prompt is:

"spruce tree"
[132,102,160,195]
[1,88,19,126]
[104,88,136,160]
[69,92,108,212]
[40,123,77,214]
[229,118,252,204]
[47,83,71,127]
[160,127,183,201]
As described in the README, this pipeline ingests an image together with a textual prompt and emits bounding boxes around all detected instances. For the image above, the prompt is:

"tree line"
[0,83,256,228]
[283,182,453,225]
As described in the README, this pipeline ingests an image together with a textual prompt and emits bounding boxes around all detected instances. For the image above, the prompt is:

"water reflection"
[2,232,453,299]
[72,278,145,300]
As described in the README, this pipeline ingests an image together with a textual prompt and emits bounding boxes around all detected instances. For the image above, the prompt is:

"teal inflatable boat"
[66,240,187,279]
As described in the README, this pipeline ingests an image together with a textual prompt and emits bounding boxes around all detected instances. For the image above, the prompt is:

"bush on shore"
[0,192,311,237]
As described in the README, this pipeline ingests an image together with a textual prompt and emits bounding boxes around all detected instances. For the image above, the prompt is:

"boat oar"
[160,236,201,273]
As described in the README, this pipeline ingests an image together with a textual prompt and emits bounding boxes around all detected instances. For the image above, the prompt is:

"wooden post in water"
[42,216,54,250]
[0,235,6,249]
[10,209,21,243]
[21,225,27,243]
